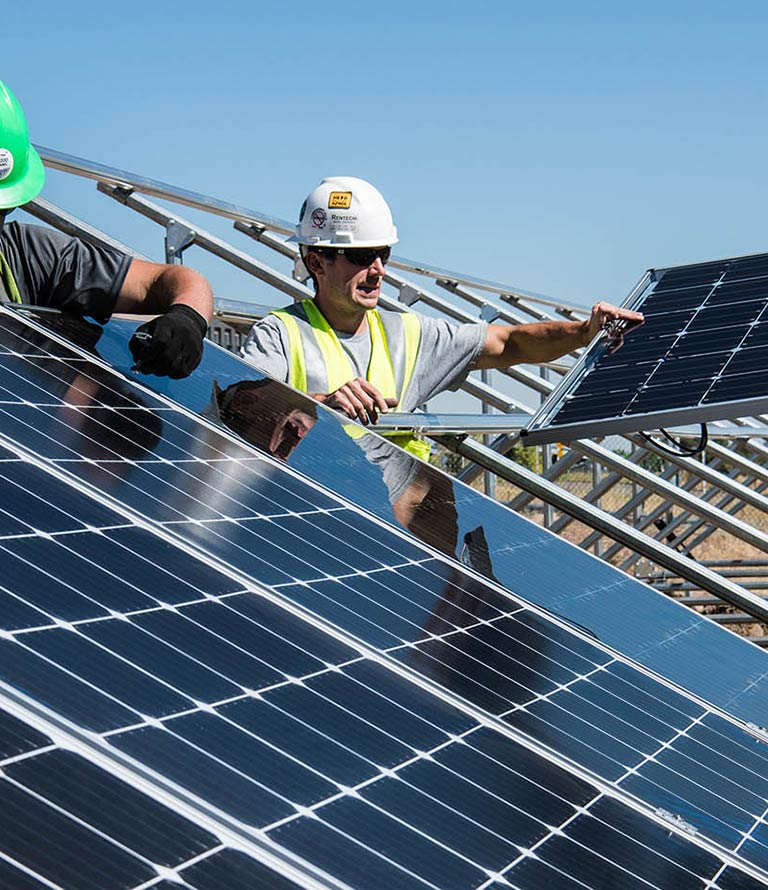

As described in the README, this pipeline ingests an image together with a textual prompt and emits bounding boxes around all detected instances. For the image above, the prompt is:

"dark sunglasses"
[319,246,391,267]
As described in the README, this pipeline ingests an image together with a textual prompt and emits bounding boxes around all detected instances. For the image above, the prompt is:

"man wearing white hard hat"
[242,176,643,454]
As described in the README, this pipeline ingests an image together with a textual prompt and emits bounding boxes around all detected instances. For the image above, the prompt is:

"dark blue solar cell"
[173,600,330,678]
[0,859,49,889]
[241,516,360,577]
[183,519,306,585]
[629,377,713,413]
[395,638,521,713]
[80,619,243,703]
[508,831,683,889]
[225,593,359,665]
[0,355,81,403]
[647,351,734,386]
[0,709,50,760]
[111,724,293,825]
[574,360,657,395]
[735,837,768,873]
[722,345,768,376]
[724,255,768,280]
[622,766,748,850]
[219,697,378,787]
[272,513,390,573]
[655,262,728,289]
[0,640,139,731]
[0,506,36,536]
[553,389,642,424]
[0,779,155,890]
[270,815,432,890]
[504,699,635,781]
[449,727,595,819]
[9,750,217,867]
[642,284,713,312]
[67,461,193,522]
[306,668,456,752]
[593,661,703,730]
[366,758,538,869]
[715,866,768,889]
[104,525,244,597]
[130,607,286,690]
[692,301,765,330]
[182,849,310,890]
[670,325,752,355]
[0,540,123,620]
[344,660,476,737]
[59,529,228,606]
[282,579,405,648]
[744,322,768,348]
[583,796,721,885]
[704,370,766,402]
[707,279,768,304]
[397,560,515,621]
[15,532,163,609]
[263,682,415,767]
[22,626,195,717]
[0,461,118,530]
[166,711,337,805]
[340,571,464,637]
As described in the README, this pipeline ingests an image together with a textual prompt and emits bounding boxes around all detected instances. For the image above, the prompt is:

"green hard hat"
[0,81,44,209]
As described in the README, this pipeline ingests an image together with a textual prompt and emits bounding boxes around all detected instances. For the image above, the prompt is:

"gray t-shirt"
[0,221,131,321]
[241,305,487,411]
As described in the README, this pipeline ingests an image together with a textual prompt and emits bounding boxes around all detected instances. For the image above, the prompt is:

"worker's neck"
[313,294,367,336]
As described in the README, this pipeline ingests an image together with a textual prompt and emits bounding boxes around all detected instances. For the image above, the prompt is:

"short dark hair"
[300,245,337,291]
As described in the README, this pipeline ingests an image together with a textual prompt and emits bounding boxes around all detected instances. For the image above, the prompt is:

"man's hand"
[313,377,397,424]
[582,301,644,353]
[129,304,208,379]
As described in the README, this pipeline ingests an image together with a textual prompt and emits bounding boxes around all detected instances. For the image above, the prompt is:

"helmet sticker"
[0,149,14,181]
[311,208,327,228]
[328,191,352,209]
[329,212,358,232]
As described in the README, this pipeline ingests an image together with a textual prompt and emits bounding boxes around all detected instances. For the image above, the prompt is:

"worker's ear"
[304,251,324,276]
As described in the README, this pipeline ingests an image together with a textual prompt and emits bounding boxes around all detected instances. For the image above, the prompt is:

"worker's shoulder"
[1,220,82,260]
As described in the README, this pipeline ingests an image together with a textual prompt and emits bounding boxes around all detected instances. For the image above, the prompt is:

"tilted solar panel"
[1,306,768,887]
[521,252,768,444]
[84,312,768,730]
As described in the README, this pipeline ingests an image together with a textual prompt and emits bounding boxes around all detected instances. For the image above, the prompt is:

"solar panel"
[76,311,768,731]
[2,307,768,886]
[521,252,768,445]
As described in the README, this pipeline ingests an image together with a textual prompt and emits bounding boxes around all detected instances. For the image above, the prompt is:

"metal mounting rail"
[37,145,583,313]
[437,435,768,624]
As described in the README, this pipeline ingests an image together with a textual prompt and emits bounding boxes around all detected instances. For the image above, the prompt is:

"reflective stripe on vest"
[0,249,21,304]
[271,300,430,460]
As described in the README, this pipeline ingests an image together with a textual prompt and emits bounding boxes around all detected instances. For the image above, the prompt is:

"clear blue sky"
[5,1,768,308]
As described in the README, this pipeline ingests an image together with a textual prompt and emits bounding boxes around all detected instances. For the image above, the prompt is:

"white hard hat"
[294,176,398,247]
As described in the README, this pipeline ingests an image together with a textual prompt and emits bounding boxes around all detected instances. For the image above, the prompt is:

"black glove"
[129,304,208,379]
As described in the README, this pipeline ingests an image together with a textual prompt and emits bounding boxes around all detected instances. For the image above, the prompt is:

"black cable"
[638,423,709,457]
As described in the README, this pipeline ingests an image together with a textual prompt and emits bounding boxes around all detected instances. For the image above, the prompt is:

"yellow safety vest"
[271,300,431,460]
[0,249,21,304]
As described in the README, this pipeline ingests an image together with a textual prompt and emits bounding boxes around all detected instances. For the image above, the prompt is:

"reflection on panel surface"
[69,309,768,730]
[1,306,768,888]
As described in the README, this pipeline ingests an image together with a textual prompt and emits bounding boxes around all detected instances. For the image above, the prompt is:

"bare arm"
[474,301,644,370]
[114,259,213,321]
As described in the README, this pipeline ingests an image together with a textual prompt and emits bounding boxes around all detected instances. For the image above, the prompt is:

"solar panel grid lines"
[521,251,768,443]
[7,312,768,880]
[19,308,768,724]
[4,450,768,888]
[0,703,339,890]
